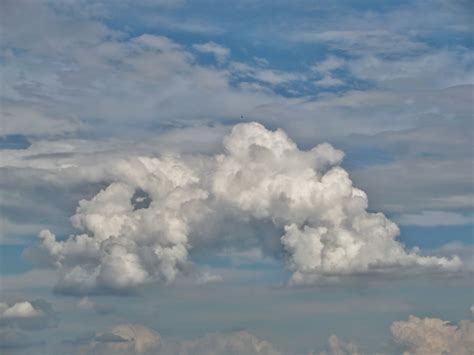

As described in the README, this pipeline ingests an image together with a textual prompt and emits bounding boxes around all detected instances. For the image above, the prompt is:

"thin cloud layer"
[33,123,460,294]
[69,325,280,355]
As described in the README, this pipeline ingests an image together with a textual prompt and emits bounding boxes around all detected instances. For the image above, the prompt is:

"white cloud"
[315,75,344,87]
[229,61,301,85]
[0,302,42,319]
[213,122,460,285]
[35,154,210,293]
[193,41,230,63]
[311,56,345,74]
[429,242,474,271]
[195,271,223,285]
[0,299,57,331]
[27,122,461,293]
[391,315,474,355]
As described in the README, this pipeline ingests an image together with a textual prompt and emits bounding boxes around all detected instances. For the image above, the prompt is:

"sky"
[0,0,473,354]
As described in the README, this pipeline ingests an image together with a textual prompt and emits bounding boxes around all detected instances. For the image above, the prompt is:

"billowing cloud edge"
[30,122,461,294]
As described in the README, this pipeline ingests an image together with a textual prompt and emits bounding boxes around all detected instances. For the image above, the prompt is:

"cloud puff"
[0,299,57,330]
[33,122,461,293]
[391,315,474,355]
[0,302,42,319]
[0,299,57,350]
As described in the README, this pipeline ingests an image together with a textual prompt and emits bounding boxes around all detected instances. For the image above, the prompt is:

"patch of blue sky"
[398,224,474,249]
[0,245,33,275]
[418,31,474,50]
[336,144,395,170]
[191,252,281,272]
[0,134,31,149]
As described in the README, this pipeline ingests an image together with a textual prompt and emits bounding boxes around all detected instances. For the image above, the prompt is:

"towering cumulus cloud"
[213,123,461,284]
[36,122,460,293]
[37,156,209,293]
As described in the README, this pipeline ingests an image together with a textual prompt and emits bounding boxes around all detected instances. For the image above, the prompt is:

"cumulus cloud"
[31,122,460,293]
[35,154,210,294]
[213,122,460,285]
[0,300,57,329]
[0,302,42,319]
[391,315,474,355]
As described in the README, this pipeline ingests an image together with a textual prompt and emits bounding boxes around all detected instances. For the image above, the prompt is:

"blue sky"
[0,0,473,354]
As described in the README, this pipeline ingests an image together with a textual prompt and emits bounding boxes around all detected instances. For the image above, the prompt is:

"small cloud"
[315,75,345,87]
[133,34,181,52]
[195,271,223,285]
[0,299,58,331]
[312,56,345,74]
[193,41,230,64]
[0,302,42,319]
